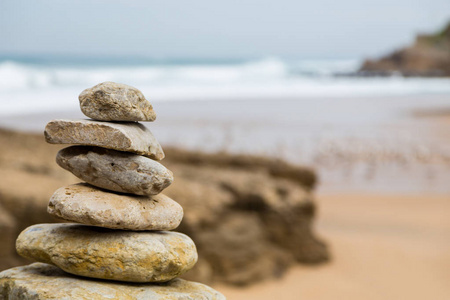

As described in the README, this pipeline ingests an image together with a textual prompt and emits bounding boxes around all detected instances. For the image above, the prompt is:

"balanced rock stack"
[0,82,225,300]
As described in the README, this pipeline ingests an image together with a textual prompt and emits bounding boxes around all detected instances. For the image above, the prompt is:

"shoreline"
[2,93,450,129]
[2,94,450,194]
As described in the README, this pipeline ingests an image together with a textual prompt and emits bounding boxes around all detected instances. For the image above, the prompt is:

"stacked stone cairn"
[0,82,225,299]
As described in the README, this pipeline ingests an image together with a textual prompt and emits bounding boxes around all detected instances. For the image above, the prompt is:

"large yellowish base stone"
[0,263,226,300]
[16,224,197,282]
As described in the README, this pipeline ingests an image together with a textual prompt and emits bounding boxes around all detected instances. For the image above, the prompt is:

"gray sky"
[1,0,449,59]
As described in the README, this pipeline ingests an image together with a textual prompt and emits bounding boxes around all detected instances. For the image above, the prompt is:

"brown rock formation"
[0,128,328,286]
[360,22,450,76]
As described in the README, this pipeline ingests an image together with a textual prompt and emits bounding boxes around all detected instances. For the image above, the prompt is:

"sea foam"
[1,57,450,116]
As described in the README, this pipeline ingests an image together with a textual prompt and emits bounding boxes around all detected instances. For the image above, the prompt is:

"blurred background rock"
[0,128,327,286]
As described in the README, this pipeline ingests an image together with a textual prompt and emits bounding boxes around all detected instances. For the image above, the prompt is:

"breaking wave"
[0,56,450,115]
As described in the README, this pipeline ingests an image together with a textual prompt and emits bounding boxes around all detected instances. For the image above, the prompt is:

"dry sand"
[216,192,450,300]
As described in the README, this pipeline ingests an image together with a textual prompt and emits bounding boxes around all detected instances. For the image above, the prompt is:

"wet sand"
[2,94,450,194]
[217,192,450,300]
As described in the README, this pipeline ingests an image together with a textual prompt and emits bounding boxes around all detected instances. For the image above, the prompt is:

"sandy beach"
[218,192,450,299]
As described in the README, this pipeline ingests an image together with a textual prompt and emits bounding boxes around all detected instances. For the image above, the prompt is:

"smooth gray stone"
[44,119,164,160]
[79,81,157,122]
[16,224,198,283]
[56,146,173,195]
[0,263,226,300]
[48,183,183,231]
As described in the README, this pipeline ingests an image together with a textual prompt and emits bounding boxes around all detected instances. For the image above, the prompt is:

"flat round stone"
[57,146,173,195]
[48,183,183,230]
[0,263,225,299]
[16,224,198,283]
[45,119,164,160]
[79,81,157,122]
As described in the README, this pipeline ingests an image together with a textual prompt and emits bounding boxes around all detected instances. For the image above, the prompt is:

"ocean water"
[1,56,450,193]
[1,56,450,116]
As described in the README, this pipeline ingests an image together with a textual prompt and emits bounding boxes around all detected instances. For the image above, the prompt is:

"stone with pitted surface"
[79,81,157,122]
[56,146,172,195]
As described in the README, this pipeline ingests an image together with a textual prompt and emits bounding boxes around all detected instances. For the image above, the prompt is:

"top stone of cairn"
[79,82,157,122]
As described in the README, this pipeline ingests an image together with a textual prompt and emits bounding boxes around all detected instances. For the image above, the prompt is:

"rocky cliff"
[0,128,328,286]
[360,22,450,77]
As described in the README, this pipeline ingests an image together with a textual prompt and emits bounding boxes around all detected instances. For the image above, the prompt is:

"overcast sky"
[1,0,449,59]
